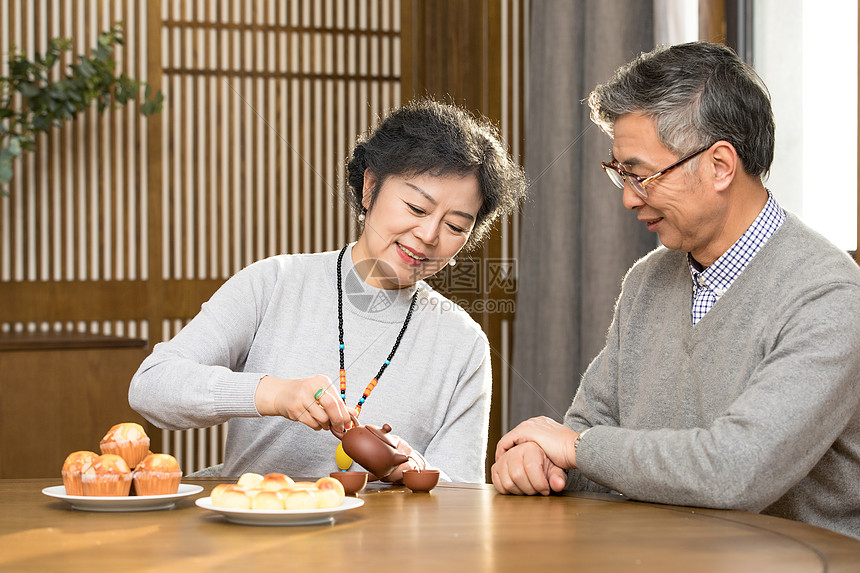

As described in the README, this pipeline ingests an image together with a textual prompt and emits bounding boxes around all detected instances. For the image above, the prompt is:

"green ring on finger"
[314,388,324,402]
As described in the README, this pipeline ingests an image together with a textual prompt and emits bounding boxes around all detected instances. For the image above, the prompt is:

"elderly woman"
[129,99,527,483]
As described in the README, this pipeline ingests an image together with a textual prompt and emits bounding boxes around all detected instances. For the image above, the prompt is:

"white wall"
[755,0,858,250]
[654,0,698,45]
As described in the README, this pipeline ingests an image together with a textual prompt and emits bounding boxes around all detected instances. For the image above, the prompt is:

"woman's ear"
[709,141,737,192]
[362,169,377,211]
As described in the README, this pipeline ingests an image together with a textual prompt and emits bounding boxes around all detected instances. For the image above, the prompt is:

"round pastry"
[289,481,317,491]
[313,487,343,509]
[61,451,98,496]
[250,490,285,510]
[236,472,264,490]
[259,473,295,491]
[281,488,316,510]
[314,476,345,508]
[132,453,182,496]
[99,423,150,469]
[209,483,234,506]
[81,454,132,496]
[211,485,251,509]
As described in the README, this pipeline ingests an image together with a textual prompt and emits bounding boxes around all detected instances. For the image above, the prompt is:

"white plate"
[42,484,204,512]
[195,496,364,526]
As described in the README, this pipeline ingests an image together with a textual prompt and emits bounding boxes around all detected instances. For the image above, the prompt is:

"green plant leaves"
[0,136,22,188]
[19,82,40,97]
[0,22,164,196]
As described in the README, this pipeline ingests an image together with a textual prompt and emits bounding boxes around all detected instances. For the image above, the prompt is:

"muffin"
[81,454,132,496]
[99,423,150,469]
[132,453,182,496]
[61,451,98,496]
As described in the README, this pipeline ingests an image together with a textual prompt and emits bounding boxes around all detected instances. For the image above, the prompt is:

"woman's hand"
[378,433,429,483]
[254,374,354,432]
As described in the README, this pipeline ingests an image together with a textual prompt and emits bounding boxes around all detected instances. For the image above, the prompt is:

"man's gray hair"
[588,42,775,178]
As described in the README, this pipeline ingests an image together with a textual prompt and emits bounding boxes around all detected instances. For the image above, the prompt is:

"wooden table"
[1,478,859,572]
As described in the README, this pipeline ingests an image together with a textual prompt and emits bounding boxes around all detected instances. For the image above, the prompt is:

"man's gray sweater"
[566,213,860,539]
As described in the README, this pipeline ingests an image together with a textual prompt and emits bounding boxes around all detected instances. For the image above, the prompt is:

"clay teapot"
[331,415,408,478]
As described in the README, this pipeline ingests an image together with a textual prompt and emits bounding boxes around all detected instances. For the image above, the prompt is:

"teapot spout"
[374,453,409,479]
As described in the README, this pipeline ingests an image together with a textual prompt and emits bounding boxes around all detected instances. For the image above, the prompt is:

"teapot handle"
[329,414,360,441]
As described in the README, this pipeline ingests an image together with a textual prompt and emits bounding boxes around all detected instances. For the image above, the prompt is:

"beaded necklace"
[335,245,419,469]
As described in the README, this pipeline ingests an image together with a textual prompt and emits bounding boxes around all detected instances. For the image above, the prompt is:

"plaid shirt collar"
[688,190,786,301]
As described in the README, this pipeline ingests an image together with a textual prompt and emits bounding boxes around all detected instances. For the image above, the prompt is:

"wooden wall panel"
[0,0,151,288]
[0,0,159,476]
[156,0,402,472]
[0,0,528,477]
[402,0,529,475]
[160,0,400,286]
[0,337,154,478]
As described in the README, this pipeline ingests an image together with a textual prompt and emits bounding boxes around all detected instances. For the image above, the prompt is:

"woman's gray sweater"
[129,245,491,483]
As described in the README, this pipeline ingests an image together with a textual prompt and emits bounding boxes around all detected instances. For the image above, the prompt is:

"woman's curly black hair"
[346,98,528,252]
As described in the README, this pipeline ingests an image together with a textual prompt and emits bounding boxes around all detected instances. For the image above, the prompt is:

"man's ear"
[362,169,377,211]
[709,141,737,192]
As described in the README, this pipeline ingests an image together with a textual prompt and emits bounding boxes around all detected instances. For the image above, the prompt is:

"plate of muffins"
[43,422,202,512]
[42,484,203,512]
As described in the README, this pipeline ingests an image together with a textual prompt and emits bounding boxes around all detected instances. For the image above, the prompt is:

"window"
[755,0,858,251]
[657,0,858,251]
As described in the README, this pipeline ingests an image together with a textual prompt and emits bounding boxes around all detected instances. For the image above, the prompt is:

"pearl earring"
[448,258,457,267]
[358,212,366,222]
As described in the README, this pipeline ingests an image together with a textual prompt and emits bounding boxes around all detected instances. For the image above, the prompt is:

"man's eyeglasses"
[600,144,712,199]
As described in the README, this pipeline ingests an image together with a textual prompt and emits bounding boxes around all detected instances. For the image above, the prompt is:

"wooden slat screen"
[0,0,158,477]
[160,0,401,282]
[158,0,402,472]
[1,0,144,285]
[1,0,151,340]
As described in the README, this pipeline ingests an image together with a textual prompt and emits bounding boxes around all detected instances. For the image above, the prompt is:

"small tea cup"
[330,471,369,495]
[402,469,440,493]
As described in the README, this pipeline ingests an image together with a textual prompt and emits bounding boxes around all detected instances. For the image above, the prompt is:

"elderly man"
[493,41,860,539]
